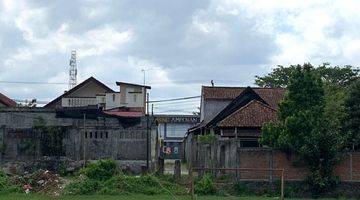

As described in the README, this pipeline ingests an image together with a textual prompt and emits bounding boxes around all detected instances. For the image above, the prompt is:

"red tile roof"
[0,93,17,107]
[103,110,144,117]
[202,86,286,109]
[218,100,277,127]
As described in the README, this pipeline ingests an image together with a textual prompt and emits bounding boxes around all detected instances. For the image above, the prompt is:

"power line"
[0,81,67,85]
[148,96,200,103]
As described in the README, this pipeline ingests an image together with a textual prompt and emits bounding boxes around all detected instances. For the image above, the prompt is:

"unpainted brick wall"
[194,138,360,181]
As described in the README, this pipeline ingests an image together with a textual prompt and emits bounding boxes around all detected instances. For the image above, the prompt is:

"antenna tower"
[69,50,77,89]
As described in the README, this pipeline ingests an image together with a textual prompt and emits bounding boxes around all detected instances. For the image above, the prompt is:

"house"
[45,77,115,109]
[155,115,199,160]
[115,82,151,113]
[45,77,151,114]
[184,85,286,170]
[1,77,155,174]
[0,93,17,107]
[188,86,285,147]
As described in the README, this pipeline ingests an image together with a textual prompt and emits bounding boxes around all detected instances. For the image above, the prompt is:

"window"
[100,132,103,138]
[85,132,88,138]
[112,94,116,101]
[90,132,92,138]
[95,132,98,139]
[68,99,71,106]
[133,94,137,102]
[166,124,190,138]
[106,132,108,138]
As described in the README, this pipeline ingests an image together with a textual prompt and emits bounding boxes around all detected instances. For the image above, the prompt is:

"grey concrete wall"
[201,100,231,123]
[0,107,157,173]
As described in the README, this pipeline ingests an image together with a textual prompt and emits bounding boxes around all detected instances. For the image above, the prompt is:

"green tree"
[255,63,359,88]
[261,64,346,193]
[344,79,360,148]
[256,63,359,141]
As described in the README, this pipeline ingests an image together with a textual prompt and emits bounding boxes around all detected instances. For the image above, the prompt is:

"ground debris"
[10,169,64,195]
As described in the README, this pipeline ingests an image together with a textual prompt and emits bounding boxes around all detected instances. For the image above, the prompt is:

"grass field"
[0,194,352,200]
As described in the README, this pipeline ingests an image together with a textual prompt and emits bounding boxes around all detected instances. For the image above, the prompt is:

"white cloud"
[1,0,360,113]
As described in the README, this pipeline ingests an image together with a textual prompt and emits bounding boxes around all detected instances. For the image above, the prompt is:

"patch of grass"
[0,193,350,200]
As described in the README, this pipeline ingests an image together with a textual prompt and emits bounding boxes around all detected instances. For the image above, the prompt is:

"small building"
[189,86,285,146]
[45,77,151,114]
[0,93,17,107]
[155,115,199,160]
[45,77,115,109]
[185,85,285,167]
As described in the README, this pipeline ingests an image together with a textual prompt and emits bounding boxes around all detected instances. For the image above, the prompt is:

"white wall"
[105,93,120,110]
[124,86,145,108]
[61,97,97,107]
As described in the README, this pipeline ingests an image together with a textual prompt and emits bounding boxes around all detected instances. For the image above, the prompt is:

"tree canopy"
[260,64,347,193]
[344,79,360,147]
[255,63,359,88]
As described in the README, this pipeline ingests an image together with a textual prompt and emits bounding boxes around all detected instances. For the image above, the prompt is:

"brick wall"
[192,138,360,181]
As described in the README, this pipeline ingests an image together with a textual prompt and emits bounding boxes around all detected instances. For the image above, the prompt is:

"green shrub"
[0,170,8,191]
[0,170,21,194]
[79,159,117,181]
[66,173,188,196]
[195,173,217,195]
[198,133,216,143]
[65,178,100,195]
[232,182,252,196]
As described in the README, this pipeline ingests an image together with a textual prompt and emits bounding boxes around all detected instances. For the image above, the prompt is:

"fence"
[189,167,285,200]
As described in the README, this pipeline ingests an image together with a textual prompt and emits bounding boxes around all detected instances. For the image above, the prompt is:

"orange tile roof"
[218,100,277,127]
[202,86,286,109]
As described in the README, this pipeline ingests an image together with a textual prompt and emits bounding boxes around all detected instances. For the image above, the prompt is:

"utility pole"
[146,93,150,171]
[141,69,146,86]
[151,104,154,116]
[83,113,86,168]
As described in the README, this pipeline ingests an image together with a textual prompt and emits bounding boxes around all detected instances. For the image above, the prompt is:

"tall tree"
[256,63,359,140]
[255,63,359,88]
[261,64,346,193]
[344,79,360,148]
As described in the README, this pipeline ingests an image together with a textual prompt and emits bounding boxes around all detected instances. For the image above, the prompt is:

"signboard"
[156,116,199,124]
[162,142,182,159]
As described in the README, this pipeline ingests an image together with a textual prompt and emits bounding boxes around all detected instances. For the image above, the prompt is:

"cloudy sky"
[1,0,360,113]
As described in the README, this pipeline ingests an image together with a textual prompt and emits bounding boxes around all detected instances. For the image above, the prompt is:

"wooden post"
[190,169,195,200]
[280,169,285,200]
[174,160,181,181]
[235,127,238,139]
[349,153,353,180]
[157,157,164,174]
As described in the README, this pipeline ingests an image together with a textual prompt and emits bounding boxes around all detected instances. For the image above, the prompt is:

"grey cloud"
[0,0,279,107]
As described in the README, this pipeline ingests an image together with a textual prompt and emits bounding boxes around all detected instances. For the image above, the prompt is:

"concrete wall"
[189,137,360,181]
[0,107,157,174]
[201,99,231,123]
